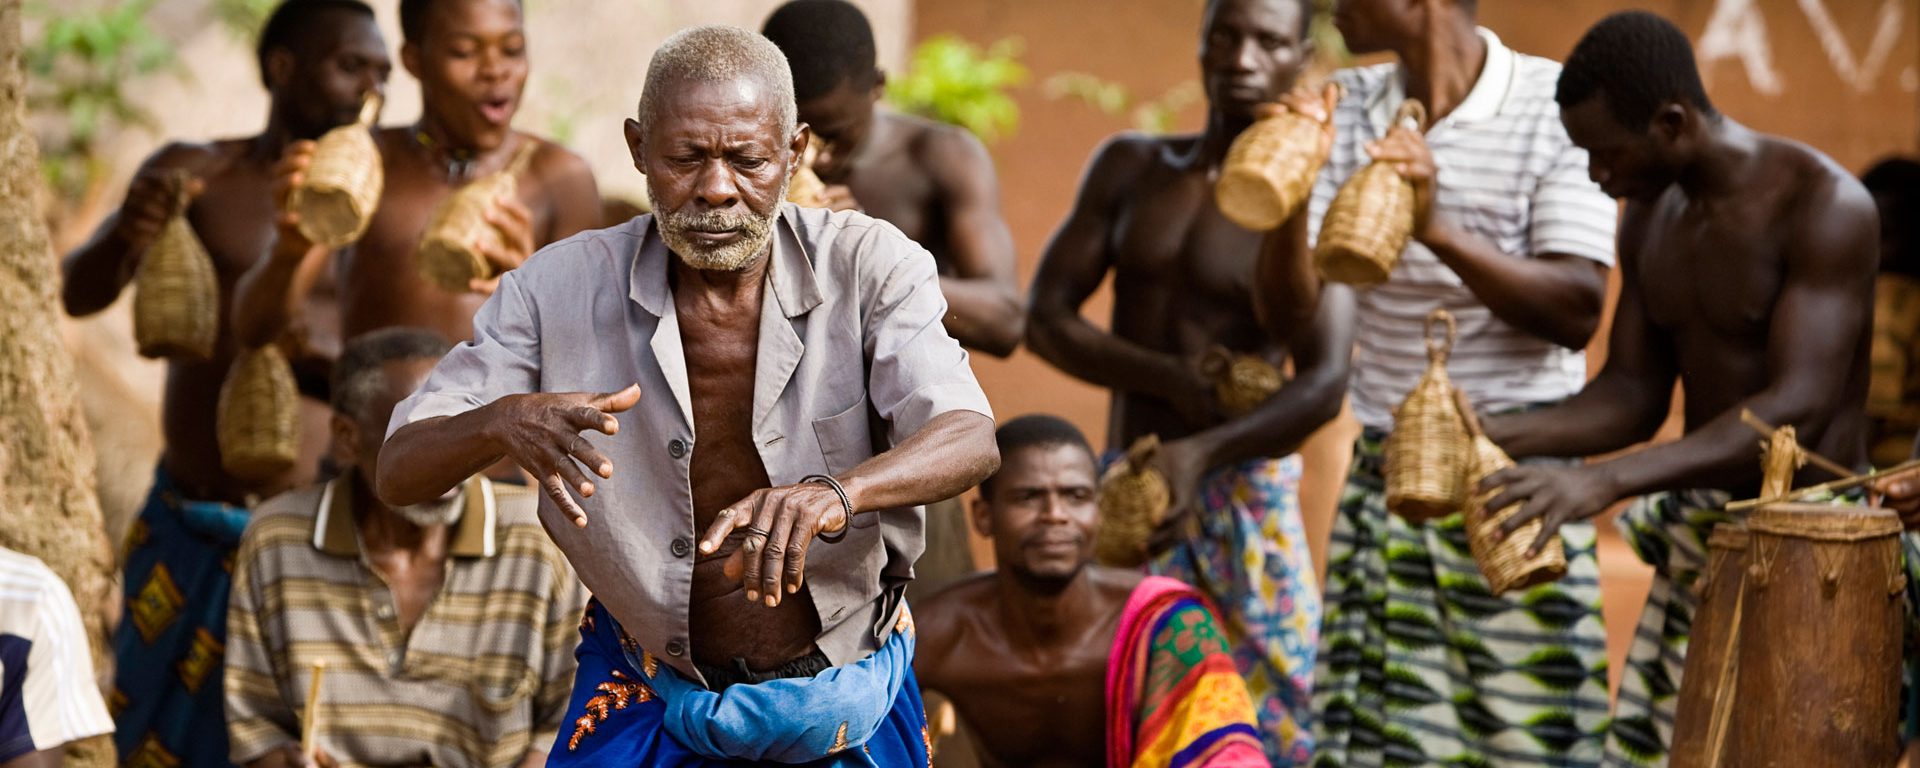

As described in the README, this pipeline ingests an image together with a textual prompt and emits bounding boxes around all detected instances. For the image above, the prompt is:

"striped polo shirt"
[1309,28,1619,430]
[225,473,585,767]
[0,547,114,761]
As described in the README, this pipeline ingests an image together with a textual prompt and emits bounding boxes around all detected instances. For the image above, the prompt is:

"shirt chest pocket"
[811,395,881,529]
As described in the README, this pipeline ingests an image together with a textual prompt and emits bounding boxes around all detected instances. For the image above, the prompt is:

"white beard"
[391,491,465,528]
[650,175,789,272]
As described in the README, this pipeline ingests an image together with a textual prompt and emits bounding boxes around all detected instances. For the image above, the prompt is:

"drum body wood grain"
[1667,523,1749,767]
[1722,504,1904,767]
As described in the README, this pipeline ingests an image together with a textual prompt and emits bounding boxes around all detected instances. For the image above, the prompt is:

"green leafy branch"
[885,34,1028,144]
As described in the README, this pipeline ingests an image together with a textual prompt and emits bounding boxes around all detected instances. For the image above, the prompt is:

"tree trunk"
[0,0,119,765]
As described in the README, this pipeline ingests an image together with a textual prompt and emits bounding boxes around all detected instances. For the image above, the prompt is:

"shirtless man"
[917,415,1268,768]
[1025,0,1351,762]
[1476,13,1877,766]
[760,0,1023,358]
[378,26,997,765]
[761,0,1025,615]
[234,0,600,354]
[57,3,390,763]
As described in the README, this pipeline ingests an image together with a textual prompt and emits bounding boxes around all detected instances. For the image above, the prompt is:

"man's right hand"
[1873,470,1920,530]
[248,743,337,768]
[484,385,642,526]
[116,166,202,254]
[272,140,320,255]
[1263,81,1342,163]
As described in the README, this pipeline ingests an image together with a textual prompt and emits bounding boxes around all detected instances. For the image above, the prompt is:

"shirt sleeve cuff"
[386,391,489,440]
[888,382,995,443]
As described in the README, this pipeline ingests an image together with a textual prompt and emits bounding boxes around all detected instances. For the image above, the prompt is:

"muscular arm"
[1583,182,1876,496]
[61,144,202,317]
[1423,231,1609,349]
[1188,282,1356,468]
[1027,137,1189,398]
[1487,217,1677,458]
[845,410,998,513]
[232,233,330,348]
[924,128,1023,357]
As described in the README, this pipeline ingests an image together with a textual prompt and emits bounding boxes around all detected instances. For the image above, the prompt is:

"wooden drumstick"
[1738,410,1855,479]
[1727,459,1920,512]
[301,659,327,758]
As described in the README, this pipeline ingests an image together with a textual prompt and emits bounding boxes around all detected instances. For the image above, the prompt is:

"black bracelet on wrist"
[803,474,853,543]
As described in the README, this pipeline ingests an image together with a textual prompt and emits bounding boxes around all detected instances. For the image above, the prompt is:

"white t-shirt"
[1309,28,1620,430]
[0,547,113,762]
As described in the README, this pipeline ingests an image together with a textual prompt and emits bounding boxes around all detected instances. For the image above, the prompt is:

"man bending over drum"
[1474,13,1878,767]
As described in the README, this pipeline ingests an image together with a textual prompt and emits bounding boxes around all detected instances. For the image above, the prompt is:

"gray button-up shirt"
[389,204,993,681]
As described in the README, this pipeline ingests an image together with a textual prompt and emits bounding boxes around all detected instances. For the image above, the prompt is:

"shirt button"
[387,649,404,668]
[670,538,691,558]
[375,603,394,620]
[665,639,686,657]
[668,439,688,459]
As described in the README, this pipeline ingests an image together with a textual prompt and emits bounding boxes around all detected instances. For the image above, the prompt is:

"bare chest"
[1636,204,1787,341]
[678,297,770,517]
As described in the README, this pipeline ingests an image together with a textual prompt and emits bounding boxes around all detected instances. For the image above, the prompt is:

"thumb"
[1321,81,1341,114]
[592,384,643,413]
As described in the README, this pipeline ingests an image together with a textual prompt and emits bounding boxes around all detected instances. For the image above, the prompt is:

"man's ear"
[968,495,993,539]
[870,69,887,102]
[1652,101,1689,143]
[265,48,296,92]
[625,118,648,173]
[331,413,361,470]
[401,40,422,80]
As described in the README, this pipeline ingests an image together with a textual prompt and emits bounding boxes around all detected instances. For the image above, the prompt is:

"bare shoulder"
[1086,564,1145,603]
[1767,135,1876,262]
[519,132,596,187]
[916,571,997,634]
[139,139,229,177]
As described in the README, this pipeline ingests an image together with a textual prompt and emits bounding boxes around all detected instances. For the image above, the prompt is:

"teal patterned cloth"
[1312,430,1612,767]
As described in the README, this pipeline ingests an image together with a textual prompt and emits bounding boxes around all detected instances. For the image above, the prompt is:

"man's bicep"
[1769,190,1878,404]
[1032,139,1143,311]
[929,130,1017,283]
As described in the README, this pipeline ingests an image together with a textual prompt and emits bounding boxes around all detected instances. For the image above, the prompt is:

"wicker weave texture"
[1095,435,1171,568]
[132,171,219,360]
[293,95,383,249]
[1216,111,1324,231]
[1385,309,1467,521]
[218,343,299,481]
[1313,99,1427,286]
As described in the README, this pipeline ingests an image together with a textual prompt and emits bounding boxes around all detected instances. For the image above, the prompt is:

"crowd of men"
[7,0,1920,766]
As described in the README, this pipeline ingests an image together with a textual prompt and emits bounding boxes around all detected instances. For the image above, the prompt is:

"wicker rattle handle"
[168,168,194,217]
[1454,388,1485,440]
[1424,308,1457,364]
[352,92,382,129]
[1393,99,1428,134]
[1125,434,1161,471]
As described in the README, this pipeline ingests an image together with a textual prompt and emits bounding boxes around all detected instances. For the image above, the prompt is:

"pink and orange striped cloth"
[1106,576,1271,768]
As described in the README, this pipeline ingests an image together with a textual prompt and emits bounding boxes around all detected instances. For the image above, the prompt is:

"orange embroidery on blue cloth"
[130,563,185,644]
[176,627,224,693]
[567,670,654,751]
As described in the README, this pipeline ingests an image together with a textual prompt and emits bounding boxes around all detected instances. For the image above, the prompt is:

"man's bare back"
[343,130,596,342]
[917,566,1139,768]
[1629,137,1872,471]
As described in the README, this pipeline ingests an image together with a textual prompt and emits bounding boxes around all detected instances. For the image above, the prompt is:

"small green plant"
[885,35,1027,144]
[1044,74,1204,135]
[27,0,178,204]
[211,0,278,39]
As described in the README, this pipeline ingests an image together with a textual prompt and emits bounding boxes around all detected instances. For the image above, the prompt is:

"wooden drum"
[1722,503,1904,767]
[1667,523,1749,767]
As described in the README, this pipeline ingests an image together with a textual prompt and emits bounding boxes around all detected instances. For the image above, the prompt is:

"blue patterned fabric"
[552,599,930,767]
[113,466,250,768]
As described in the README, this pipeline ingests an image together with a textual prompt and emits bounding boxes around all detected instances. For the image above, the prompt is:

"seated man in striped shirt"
[225,328,585,768]
[1275,0,1621,765]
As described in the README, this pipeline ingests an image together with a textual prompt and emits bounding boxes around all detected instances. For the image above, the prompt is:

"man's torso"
[1100,134,1281,445]
[843,114,950,267]
[1629,138,1872,474]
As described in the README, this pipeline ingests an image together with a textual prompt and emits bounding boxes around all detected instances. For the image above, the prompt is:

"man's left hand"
[702,482,852,607]
[1145,437,1210,555]
[1483,464,1619,557]
[1364,125,1439,243]
[470,194,536,295]
[1873,470,1920,530]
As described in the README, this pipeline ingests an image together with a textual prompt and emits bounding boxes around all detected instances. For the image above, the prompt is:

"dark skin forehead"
[1561,95,1639,152]
[646,76,792,153]
[1204,0,1306,41]
[985,443,1098,507]
[417,0,523,43]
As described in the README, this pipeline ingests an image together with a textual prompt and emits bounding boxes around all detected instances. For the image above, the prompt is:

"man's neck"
[1677,117,1756,201]
[1398,17,1487,124]
[671,250,772,305]
[1198,111,1258,170]
[993,567,1102,648]
[253,111,307,164]
[351,474,449,561]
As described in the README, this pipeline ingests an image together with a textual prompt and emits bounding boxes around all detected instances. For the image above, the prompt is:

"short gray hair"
[636,25,798,144]
[331,327,451,421]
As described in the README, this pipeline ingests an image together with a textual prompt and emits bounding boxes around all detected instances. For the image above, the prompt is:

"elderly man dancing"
[378,25,998,767]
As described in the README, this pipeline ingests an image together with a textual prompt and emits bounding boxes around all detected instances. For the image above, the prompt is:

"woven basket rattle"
[1201,346,1285,416]
[787,140,828,207]
[292,93,384,249]
[133,170,219,360]
[1385,308,1468,521]
[1314,99,1426,286]
[1454,389,1568,594]
[217,343,300,481]
[1215,104,1327,231]
[1095,435,1172,568]
[416,141,540,293]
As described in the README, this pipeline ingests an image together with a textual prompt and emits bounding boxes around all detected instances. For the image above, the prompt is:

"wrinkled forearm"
[842,410,997,512]
[377,409,508,506]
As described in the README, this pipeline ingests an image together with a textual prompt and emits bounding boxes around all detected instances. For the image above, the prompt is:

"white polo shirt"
[1309,28,1619,430]
[0,547,113,762]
